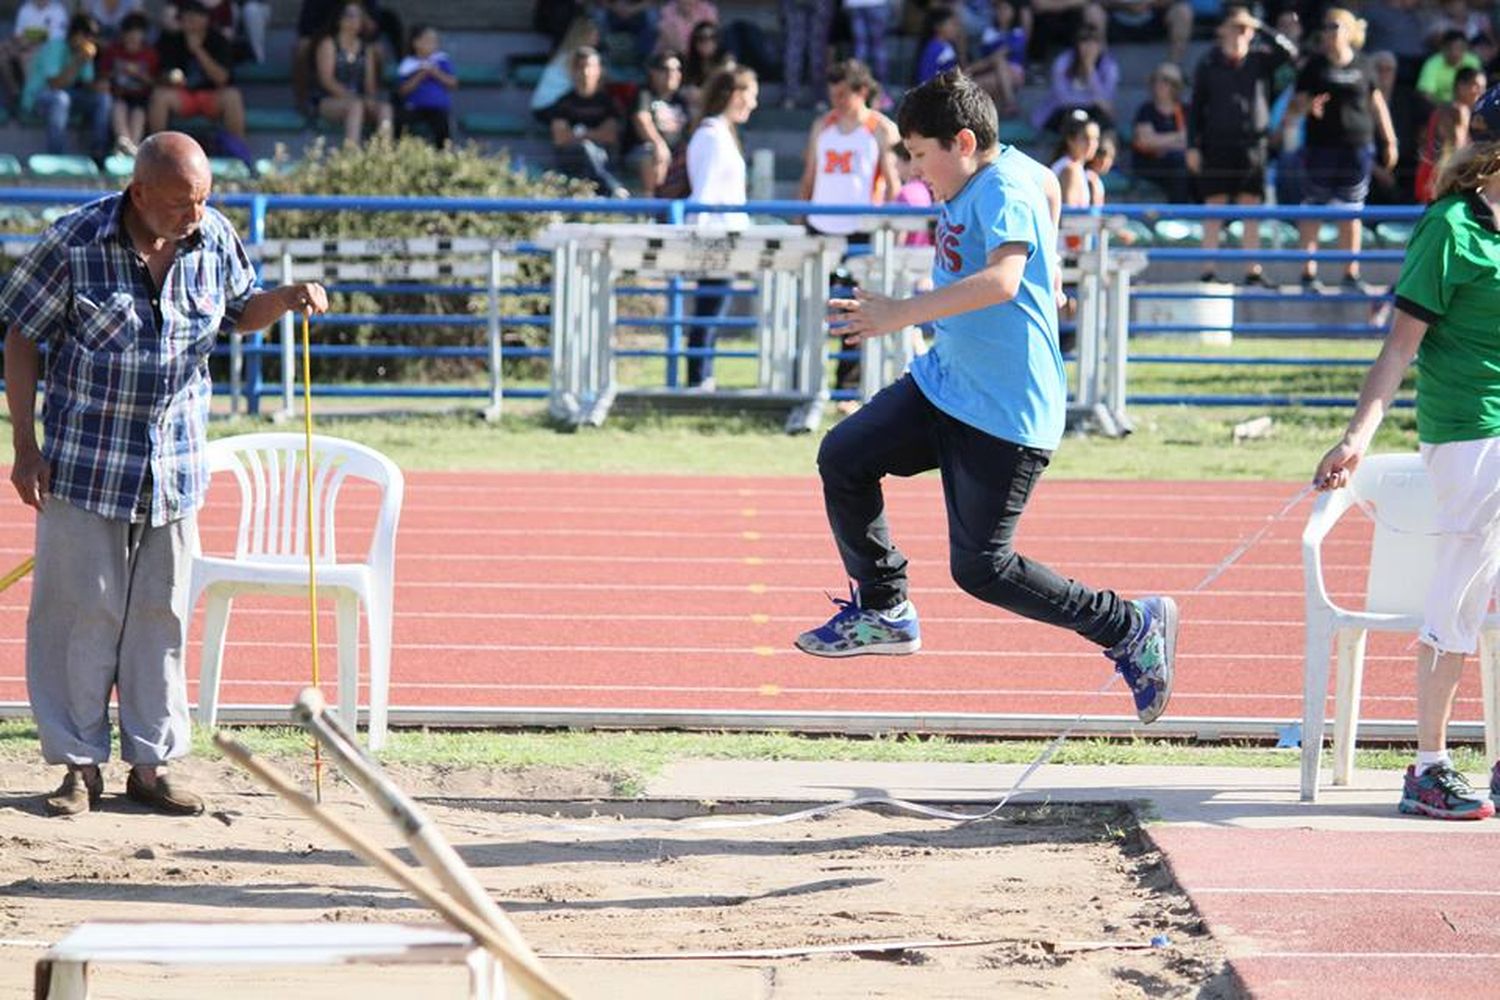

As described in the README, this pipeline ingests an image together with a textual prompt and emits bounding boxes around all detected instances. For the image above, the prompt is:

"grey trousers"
[27,498,195,766]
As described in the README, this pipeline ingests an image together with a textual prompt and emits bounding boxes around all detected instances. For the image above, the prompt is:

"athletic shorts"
[177,87,223,119]
[1301,143,1374,208]
[1419,436,1500,655]
[1196,141,1266,200]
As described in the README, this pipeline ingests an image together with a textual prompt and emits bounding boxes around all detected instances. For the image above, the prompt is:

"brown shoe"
[46,766,104,817]
[125,769,205,816]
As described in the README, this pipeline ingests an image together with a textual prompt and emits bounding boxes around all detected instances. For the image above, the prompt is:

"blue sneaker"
[1105,596,1177,724]
[1399,764,1496,821]
[794,587,921,657]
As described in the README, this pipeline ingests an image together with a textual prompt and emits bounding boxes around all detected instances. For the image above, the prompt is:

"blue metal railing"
[0,188,1432,412]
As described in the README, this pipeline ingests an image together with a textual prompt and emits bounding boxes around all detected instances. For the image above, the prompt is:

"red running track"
[0,470,1481,731]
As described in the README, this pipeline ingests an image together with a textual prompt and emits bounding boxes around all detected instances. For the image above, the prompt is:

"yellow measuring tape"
[0,555,35,593]
[301,311,324,801]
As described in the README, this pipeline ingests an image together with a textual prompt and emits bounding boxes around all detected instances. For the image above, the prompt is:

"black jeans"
[817,375,1136,649]
[686,279,726,387]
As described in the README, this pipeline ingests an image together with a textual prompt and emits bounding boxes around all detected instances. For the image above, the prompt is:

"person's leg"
[82,88,112,161]
[1200,193,1227,279]
[115,513,194,773]
[343,95,365,144]
[110,96,131,148]
[1236,193,1264,282]
[933,410,1136,648]
[1416,642,1467,756]
[148,85,181,135]
[781,0,810,105]
[38,88,71,154]
[127,104,146,146]
[808,0,836,101]
[866,5,890,84]
[849,8,873,70]
[1342,218,1362,282]
[686,279,726,386]
[1166,0,1192,64]
[816,374,939,610]
[579,138,627,195]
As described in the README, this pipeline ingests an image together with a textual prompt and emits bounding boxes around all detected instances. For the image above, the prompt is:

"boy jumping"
[795,70,1177,724]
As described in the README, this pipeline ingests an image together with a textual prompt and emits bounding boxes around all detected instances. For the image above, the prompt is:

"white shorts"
[1419,437,1500,654]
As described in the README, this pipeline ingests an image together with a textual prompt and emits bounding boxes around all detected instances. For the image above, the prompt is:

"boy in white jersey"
[795,70,1177,724]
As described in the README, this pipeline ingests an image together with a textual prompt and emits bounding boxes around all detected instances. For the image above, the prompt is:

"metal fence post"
[664,199,686,389]
[484,246,503,422]
[277,247,296,422]
[245,194,268,417]
[548,241,574,423]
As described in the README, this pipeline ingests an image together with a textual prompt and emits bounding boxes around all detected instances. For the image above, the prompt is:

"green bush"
[248,136,597,384]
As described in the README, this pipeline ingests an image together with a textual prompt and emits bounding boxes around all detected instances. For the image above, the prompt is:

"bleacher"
[0,0,1222,197]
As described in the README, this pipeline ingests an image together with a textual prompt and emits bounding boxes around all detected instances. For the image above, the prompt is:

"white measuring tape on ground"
[516,481,1325,837]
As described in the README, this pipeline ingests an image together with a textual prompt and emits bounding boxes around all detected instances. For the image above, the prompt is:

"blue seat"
[0,153,22,178]
[27,154,100,179]
[244,107,310,132]
[103,153,136,179]
[459,111,532,137]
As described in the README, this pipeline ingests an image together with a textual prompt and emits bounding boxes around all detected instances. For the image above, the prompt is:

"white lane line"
[1251,952,1500,960]
[1195,888,1500,897]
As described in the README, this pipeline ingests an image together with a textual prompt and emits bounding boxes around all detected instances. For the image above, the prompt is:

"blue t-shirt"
[397,52,454,112]
[909,148,1065,450]
[914,39,958,85]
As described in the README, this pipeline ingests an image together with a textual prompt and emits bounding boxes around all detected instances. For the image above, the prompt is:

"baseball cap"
[1472,82,1500,136]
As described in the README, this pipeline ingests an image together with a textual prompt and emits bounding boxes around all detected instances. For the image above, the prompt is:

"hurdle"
[249,237,522,422]
[539,223,846,433]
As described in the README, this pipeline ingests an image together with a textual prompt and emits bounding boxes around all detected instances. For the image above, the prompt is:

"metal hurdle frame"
[249,237,521,423]
[539,223,846,434]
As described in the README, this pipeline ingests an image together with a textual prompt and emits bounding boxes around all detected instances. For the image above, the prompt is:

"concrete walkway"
[646,760,1500,999]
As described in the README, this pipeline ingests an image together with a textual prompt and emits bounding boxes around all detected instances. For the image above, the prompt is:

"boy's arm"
[1040,166,1065,308]
[830,243,1028,343]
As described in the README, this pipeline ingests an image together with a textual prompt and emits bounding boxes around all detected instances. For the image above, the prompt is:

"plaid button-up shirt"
[0,193,259,525]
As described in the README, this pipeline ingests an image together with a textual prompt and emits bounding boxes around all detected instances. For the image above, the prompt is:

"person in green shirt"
[20,13,111,162]
[1314,85,1500,821]
[1416,29,1483,105]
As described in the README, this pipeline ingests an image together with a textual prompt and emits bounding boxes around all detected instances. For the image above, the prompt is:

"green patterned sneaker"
[1105,595,1177,724]
[794,587,921,657]
[1399,764,1495,821]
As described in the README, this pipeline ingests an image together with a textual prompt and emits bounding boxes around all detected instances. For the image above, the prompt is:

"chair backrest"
[204,433,403,569]
[1348,452,1441,614]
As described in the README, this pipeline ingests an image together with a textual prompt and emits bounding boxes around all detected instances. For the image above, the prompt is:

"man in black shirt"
[1187,5,1300,285]
[147,0,246,142]
[548,46,629,197]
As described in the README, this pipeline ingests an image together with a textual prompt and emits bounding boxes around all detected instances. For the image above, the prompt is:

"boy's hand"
[828,288,905,344]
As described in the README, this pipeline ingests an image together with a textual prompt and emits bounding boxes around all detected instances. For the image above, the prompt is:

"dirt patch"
[0,757,1235,998]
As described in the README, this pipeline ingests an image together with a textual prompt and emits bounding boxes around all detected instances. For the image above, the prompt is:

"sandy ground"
[0,757,1234,999]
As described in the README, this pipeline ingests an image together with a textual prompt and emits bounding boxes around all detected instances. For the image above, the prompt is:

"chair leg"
[1301,615,1335,801]
[1332,628,1367,786]
[197,593,233,729]
[1480,632,1500,765]
[366,587,393,752]
[335,592,360,734]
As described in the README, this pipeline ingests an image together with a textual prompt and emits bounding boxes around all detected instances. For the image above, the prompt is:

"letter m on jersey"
[823,150,854,174]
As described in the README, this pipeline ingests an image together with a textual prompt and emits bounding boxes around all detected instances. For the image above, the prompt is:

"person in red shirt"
[98,10,156,153]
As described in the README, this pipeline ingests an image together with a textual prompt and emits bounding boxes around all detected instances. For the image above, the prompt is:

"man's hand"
[282,282,329,315]
[10,441,49,511]
[828,288,906,345]
[1185,148,1201,174]
[1308,93,1331,119]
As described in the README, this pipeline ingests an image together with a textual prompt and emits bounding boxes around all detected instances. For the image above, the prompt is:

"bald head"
[127,133,213,245]
[133,132,211,188]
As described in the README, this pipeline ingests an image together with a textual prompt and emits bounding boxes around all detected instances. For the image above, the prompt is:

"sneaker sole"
[1398,798,1497,821]
[1138,596,1178,725]
[793,638,922,657]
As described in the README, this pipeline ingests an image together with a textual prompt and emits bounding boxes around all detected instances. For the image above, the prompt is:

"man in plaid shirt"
[1,132,328,816]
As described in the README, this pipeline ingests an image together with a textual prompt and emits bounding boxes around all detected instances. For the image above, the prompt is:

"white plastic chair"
[1300,451,1500,801]
[189,433,404,750]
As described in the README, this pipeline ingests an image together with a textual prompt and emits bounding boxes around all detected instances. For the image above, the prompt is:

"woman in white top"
[683,64,758,387]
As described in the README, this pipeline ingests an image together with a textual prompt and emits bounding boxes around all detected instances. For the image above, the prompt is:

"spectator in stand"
[630,49,690,194]
[844,0,893,88]
[550,46,630,196]
[1187,6,1299,286]
[596,0,659,66]
[684,65,758,389]
[965,2,1024,116]
[149,1,248,150]
[1418,29,1483,105]
[682,20,734,112]
[781,0,836,109]
[313,1,394,145]
[1361,0,1430,87]
[531,15,601,122]
[914,5,961,84]
[86,0,143,42]
[293,0,401,111]
[100,11,157,155]
[1105,0,1192,65]
[1292,6,1397,293]
[1027,0,1105,64]
[1032,23,1118,131]
[1051,108,1103,206]
[799,58,901,403]
[21,13,111,164]
[1131,61,1190,202]
[0,0,70,115]
[1416,63,1486,200]
[535,0,588,47]
[658,0,718,56]
[1428,0,1496,62]
[1365,48,1413,203]
[396,23,456,147]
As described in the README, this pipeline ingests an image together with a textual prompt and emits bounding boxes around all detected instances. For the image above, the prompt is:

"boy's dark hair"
[1456,65,1483,88]
[923,4,957,38]
[406,22,433,56]
[1441,28,1468,48]
[66,12,98,38]
[827,58,875,95]
[896,69,998,151]
[120,11,150,34]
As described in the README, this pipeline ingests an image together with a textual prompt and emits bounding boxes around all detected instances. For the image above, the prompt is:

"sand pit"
[0,757,1233,998]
